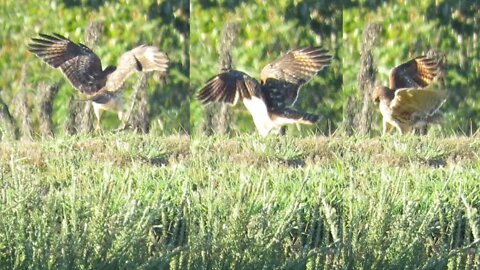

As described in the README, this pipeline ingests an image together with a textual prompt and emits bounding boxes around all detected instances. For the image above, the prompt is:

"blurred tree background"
[190,0,343,136]
[0,0,189,137]
[343,0,479,135]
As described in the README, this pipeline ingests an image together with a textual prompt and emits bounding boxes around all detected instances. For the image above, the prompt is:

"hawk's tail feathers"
[270,108,321,125]
[301,112,321,124]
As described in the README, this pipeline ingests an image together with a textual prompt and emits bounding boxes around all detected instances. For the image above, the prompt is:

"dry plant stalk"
[14,90,34,140]
[201,22,239,135]
[12,64,34,139]
[65,96,81,135]
[38,82,59,137]
[125,73,150,133]
[344,23,380,135]
[78,101,95,134]
[356,23,380,135]
[343,97,357,136]
[0,90,18,140]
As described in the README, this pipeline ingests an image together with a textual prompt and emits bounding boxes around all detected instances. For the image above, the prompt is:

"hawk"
[372,56,447,134]
[28,33,169,129]
[197,47,332,136]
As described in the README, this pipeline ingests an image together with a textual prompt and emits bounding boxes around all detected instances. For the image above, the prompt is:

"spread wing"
[260,47,332,86]
[389,56,439,90]
[103,45,169,92]
[390,88,447,119]
[197,70,262,105]
[28,33,106,95]
[260,47,332,108]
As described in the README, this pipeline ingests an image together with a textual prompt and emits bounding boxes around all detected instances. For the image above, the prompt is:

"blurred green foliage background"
[190,0,343,136]
[343,0,479,135]
[0,0,189,135]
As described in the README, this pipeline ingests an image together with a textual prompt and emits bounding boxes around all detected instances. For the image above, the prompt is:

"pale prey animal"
[372,56,447,134]
[197,47,332,136]
[28,33,169,129]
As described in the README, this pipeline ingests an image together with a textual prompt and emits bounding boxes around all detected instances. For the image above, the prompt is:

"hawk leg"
[92,103,103,131]
[383,120,394,134]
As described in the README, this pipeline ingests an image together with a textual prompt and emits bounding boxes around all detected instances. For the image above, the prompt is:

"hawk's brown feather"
[29,33,106,95]
[390,88,447,118]
[389,56,439,90]
[260,47,332,86]
[197,70,262,105]
[28,33,169,96]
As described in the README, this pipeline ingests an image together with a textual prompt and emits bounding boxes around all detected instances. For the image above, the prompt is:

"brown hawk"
[372,56,447,134]
[197,47,332,136]
[28,33,169,129]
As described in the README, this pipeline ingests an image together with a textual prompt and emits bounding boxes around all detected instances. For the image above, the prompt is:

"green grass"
[0,133,479,269]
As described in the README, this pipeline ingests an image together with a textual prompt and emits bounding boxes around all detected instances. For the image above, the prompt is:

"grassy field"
[0,133,479,269]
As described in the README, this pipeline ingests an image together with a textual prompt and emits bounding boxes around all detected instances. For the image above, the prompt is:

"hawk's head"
[260,64,276,84]
[372,86,393,104]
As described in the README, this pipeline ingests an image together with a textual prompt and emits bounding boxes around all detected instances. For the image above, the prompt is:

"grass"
[0,133,479,269]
